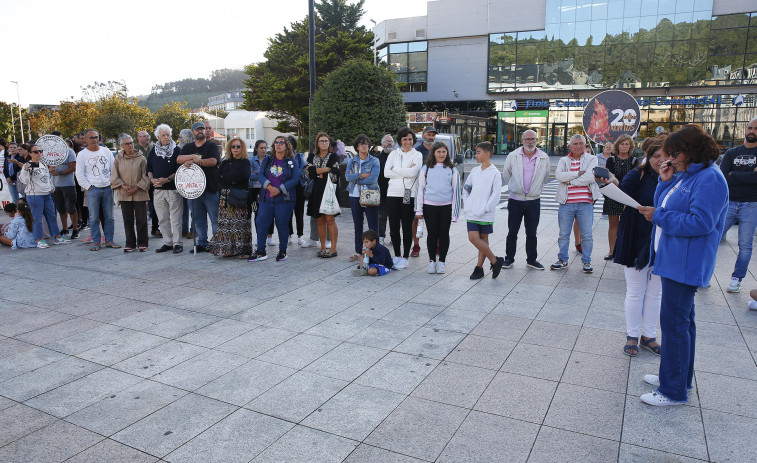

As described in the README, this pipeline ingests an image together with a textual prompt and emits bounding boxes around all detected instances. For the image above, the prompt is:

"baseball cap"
[422,126,437,134]
[191,122,205,131]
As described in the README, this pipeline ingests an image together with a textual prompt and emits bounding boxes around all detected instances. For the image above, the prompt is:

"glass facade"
[496,94,757,156]
[488,2,757,92]
[380,41,428,92]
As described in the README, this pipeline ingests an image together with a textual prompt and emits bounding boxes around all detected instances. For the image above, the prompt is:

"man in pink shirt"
[501,130,551,270]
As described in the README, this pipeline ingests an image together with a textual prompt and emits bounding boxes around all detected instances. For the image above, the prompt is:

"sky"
[1,0,429,106]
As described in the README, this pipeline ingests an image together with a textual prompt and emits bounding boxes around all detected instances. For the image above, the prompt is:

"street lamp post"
[10,81,24,144]
[370,19,377,66]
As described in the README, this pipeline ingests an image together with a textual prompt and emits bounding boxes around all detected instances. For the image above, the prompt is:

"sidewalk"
[0,206,756,462]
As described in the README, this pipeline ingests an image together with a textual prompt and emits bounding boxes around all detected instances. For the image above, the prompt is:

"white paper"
[598,183,641,208]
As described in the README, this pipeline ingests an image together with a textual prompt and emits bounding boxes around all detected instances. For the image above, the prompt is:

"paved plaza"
[1,194,756,462]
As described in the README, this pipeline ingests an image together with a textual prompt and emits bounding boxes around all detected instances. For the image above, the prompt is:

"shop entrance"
[550,123,568,157]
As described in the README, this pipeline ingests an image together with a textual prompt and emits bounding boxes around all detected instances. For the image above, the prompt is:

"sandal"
[90,245,101,251]
[623,336,638,356]
[640,336,661,356]
[317,249,328,258]
[138,247,147,252]
[324,251,337,258]
[105,242,121,249]
[123,247,133,253]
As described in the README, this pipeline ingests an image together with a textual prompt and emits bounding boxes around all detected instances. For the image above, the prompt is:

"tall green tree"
[242,0,373,137]
[311,59,406,144]
[154,101,201,133]
[94,94,155,142]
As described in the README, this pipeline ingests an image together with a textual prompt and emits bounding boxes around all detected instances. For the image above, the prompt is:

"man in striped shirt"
[551,134,600,273]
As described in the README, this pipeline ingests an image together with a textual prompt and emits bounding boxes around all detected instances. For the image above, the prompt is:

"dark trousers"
[379,194,388,238]
[658,277,697,402]
[120,201,149,249]
[423,204,451,262]
[349,196,379,254]
[148,185,159,232]
[387,196,415,258]
[506,198,540,263]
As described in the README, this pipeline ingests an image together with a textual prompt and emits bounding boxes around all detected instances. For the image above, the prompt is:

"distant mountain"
[137,68,247,111]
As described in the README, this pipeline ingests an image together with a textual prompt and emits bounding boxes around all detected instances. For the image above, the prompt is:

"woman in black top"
[306,131,340,258]
[603,134,637,260]
[598,135,666,357]
[208,138,252,257]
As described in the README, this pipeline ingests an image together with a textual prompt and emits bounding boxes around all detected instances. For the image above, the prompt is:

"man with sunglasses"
[177,121,220,253]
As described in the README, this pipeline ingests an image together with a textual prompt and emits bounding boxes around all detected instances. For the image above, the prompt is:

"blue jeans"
[349,196,379,254]
[26,194,60,240]
[190,190,220,247]
[7,183,19,203]
[255,197,295,252]
[86,186,115,244]
[558,202,593,263]
[722,201,757,280]
[658,277,697,402]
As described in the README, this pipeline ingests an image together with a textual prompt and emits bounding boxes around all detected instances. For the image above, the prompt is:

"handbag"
[227,188,248,208]
[359,186,380,207]
[302,175,314,199]
[319,176,341,215]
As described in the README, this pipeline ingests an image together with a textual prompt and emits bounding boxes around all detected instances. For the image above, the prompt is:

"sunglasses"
[31,149,44,154]
[230,145,242,149]
[273,140,286,145]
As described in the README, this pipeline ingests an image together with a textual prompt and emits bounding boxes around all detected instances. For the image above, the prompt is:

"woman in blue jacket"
[247,136,301,263]
[638,124,728,406]
[345,134,380,261]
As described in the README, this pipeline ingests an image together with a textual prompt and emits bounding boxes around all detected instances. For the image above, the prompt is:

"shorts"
[368,264,391,276]
[466,221,493,234]
[53,186,77,214]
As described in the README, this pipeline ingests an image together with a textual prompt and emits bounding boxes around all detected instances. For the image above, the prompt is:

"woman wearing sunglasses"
[17,143,69,248]
[208,137,252,257]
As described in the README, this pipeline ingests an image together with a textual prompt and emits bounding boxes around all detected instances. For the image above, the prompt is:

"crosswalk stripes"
[496,179,605,213]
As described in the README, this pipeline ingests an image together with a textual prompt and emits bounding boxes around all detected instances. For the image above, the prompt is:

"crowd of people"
[3,119,755,408]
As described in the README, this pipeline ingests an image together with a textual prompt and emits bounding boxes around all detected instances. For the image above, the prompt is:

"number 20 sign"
[582,90,641,144]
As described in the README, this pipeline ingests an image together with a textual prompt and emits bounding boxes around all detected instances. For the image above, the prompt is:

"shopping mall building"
[373,0,757,155]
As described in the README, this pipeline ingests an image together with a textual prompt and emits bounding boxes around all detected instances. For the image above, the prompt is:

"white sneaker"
[53,237,71,245]
[37,240,49,249]
[288,235,294,245]
[428,261,437,274]
[640,391,686,406]
[643,374,660,387]
[436,262,446,274]
[266,237,276,247]
[298,237,312,247]
[749,300,757,311]
[727,277,741,293]
[393,257,408,270]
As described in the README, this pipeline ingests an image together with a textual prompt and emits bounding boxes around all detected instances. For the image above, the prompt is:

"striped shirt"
[566,156,593,204]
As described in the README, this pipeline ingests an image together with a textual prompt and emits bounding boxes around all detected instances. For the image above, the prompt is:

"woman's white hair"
[154,124,172,139]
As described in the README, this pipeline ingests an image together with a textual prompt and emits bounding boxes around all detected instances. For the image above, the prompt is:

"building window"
[385,41,427,92]
[488,3,757,92]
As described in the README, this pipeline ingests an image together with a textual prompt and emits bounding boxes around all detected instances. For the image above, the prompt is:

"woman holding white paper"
[603,136,668,357]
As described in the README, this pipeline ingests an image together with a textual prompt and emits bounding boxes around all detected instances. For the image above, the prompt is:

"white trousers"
[624,265,662,338]
[154,189,184,246]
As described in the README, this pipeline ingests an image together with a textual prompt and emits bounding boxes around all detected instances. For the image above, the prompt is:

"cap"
[191,122,205,131]
[422,126,437,134]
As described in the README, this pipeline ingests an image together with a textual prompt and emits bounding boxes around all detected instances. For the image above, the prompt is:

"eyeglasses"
[273,140,286,145]
[230,145,242,149]
[318,139,329,143]
[122,142,134,146]
[87,136,99,140]
[31,149,44,154]
[523,138,537,142]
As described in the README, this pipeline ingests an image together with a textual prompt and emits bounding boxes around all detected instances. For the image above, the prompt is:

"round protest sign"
[175,164,206,199]
[35,135,69,166]
[583,90,641,144]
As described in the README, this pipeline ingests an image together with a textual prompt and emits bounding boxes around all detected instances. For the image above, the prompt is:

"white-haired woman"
[112,134,150,251]
[147,124,184,254]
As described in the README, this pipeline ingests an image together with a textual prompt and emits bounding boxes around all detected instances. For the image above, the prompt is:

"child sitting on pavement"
[0,202,37,249]
[353,229,393,276]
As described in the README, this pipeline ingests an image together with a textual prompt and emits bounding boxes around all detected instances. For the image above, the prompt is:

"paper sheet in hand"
[599,183,641,208]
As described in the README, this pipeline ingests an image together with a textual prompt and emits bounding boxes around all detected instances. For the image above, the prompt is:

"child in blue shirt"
[0,202,36,249]
[353,229,393,276]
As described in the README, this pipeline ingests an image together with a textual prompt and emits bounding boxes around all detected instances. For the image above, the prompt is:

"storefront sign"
[636,96,723,107]
[498,110,549,118]
[583,90,641,144]
[407,112,437,123]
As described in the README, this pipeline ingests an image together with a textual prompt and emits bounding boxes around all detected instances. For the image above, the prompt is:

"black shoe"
[60,229,69,236]
[491,256,505,279]
[502,258,515,269]
[173,245,183,254]
[155,244,173,253]
[248,250,268,262]
[526,261,545,270]
[189,245,207,254]
[470,266,484,280]
[151,230,162,238]
[604,254,614,260]
[276,250,287,261]
[70,230,79,240]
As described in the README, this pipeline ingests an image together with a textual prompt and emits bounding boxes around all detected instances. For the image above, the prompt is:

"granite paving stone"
[528,426,620,463]
[618,444,708,463]
[64,438,159,463]
[501,343,571,382]
[0,403,58,447]
[411,361,496,408]
[304,342,388,381]
[196,359,296,406]
[545,383,626,440]
[344,444,425,462]
[471,313,533,341]
[0,420,104,463]
[355,352,439,394]
[255,333,341,369]
[0,356,103,402]
[0,346,68,382]
[393,326,467,360]
[250,425,359,463]
[443,334,516,370]
[702,409,757,463]
[151,349,250,391]
[474,372,558,423]
[347,319,419,350]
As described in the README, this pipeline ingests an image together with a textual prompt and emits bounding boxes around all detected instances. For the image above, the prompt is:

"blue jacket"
[258,155,302,202]
[345,154,380,195]
[650,162,728,287]
[249,156,265,188]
